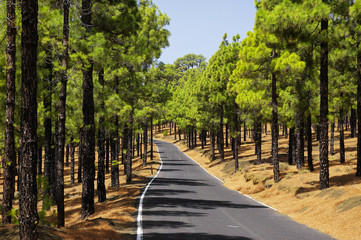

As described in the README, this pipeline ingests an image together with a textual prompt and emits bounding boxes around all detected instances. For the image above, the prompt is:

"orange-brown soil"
[156,125,361,240]
[0,146,160,240]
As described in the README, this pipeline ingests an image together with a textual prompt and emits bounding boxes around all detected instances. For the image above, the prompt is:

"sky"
[152,0,257,64]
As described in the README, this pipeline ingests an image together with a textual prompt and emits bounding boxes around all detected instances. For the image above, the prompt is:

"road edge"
[136,145,164,240]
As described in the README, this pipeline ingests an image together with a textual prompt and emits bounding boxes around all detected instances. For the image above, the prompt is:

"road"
[137,139,335,240]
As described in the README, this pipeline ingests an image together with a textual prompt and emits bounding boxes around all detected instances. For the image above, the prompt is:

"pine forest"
[1,0,361,239]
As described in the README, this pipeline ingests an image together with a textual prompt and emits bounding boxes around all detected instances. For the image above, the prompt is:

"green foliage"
[8,208,19,225]
[163,130,168,136]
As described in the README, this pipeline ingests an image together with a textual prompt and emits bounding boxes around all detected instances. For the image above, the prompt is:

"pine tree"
[19,0,39,238]
[2,0,17,226]
[80,0,95,219]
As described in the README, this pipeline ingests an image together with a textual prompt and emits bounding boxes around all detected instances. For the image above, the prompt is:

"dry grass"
[156,125,361,240]
[0,145,160,240]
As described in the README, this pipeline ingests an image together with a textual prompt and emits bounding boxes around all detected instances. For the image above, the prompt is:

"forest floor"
[0,146,161,239]
[155,126,361,240]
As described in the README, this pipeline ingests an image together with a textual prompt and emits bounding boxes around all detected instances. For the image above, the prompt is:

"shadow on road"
[144,197,267,210]
[142,210,207,217]
[151,177,211,187]
[146,189,196,196]
[141,232,253,240]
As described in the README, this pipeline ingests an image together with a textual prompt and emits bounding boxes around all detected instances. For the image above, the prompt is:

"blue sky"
[152,0,257,64]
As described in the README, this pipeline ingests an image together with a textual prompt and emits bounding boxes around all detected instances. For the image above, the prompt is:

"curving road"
[137,139,335,240]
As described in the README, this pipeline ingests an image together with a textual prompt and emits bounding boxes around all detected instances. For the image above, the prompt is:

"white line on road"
[136,146,164,240]
[174,144,224,183]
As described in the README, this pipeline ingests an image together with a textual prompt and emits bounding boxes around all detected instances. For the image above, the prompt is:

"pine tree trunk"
[272,71,280,182]
[256,120,262,165]
[151,118,154,160]
[174,122,177,140]
[288,127,295,165]
[97,69,106,203]
[80,0,95,217]
[219,106,225,162]
[19,0,39,236]
[319,14,329,188]
[210,130,216,161]
[137,133,140,157]
[307,115,314,171]
[296,113,305,169]
[55,0,70,226]
[143,125,148,166]
[78,131,83,183]
[244,122,247,142]
[65,144,69,167]
[81,62,95,219]
[330,122,335,155]
[234,113,239,173]
[43,52,53,208]
[339,109,345,164]
[111,132,119,187]
[351,107,356,138]
[140,133,143,158]
[2,0,16,225]
[105,136,110,174]
[357,45,361,176]
[70,138,75,184]
[225,124,229,147]
[126,112,133,183]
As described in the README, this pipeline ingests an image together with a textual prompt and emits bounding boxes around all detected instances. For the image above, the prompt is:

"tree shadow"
[144,197,267,210]
[146,188,195,197]
[150,178,212,187]
[141,232,253,240]
[141,210,207,217]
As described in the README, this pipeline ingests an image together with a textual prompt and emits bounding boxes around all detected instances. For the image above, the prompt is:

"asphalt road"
[138,139,335,240]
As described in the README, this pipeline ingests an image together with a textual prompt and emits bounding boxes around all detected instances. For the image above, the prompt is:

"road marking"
[174,144,224,183]
[136,146,164,240]
[242,193,276,211]
[227,225,240,228]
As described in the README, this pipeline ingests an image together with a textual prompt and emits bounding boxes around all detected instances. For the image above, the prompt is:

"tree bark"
[111,131,119,187]
[105,136,110,174]
[55,0,70,226]
[151,118,154,160]
[296,113,305,169]
[97,69,106,202]
[244,122,247,142]
[126,112,133,183]
[65,144,69,167]
[81,59,95,219]
[330,122,335,156]
[43,51,53,209]
[339,109,345,164]
[307,115,314,171]
[78,130,83,183]
[288,127,295,165]
[2,0,17,225]
[70,138,75,184]
[272,71,280,182]
[234,113,239,173]
[174,122,177,140]
[358,45,361,176]
[351,107,356,138]
[210,130,216,161]
[19,0,39,237]
[319,15,329,189]
[255,120,262,165]
[219,106,225,162]
[143,125,148,166]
